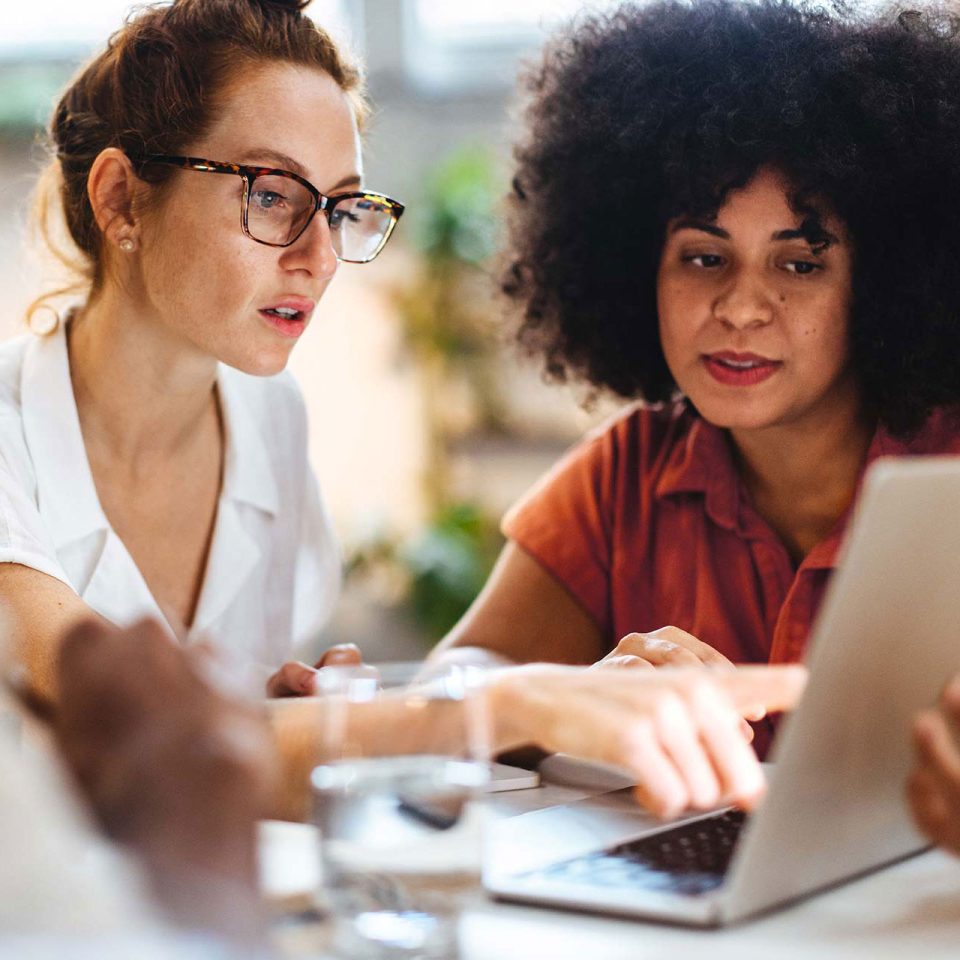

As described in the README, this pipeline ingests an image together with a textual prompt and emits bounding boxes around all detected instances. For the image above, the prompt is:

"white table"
[261,777,960,959]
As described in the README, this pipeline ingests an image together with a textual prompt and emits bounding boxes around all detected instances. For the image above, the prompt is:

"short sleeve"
[0,450,72,590]
[291,459,343,657]
[502,426,617,634]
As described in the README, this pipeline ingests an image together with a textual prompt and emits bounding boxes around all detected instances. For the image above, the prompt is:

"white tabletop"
[261,774,960,959]
[462,847,960,960]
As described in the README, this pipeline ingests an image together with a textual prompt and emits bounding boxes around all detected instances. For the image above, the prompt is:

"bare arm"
[267,664,808,820]
[429,541,605,668]
[433,543,744,680]
[0,563,106,705]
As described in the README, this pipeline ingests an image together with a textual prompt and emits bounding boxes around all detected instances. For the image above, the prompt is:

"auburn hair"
[29,0,365,323]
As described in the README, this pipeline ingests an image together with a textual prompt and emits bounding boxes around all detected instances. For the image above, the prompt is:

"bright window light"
[405,0,624,94]
[0,0,357,58]
[413,0,622,42]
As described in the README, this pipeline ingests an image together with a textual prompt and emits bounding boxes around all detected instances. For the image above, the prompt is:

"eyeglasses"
[129,154,405,263]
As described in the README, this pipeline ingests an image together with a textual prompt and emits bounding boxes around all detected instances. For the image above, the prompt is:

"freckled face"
[136,62,362,376]
[656,168,855,433]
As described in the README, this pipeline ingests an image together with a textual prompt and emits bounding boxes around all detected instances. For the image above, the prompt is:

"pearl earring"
[119,238,135,252]
[28,305,60,337]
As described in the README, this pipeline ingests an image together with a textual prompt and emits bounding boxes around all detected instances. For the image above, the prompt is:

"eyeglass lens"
[247,175,395,260]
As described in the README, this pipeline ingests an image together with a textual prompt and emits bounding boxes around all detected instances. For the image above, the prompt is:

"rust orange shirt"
[503,403,960,667]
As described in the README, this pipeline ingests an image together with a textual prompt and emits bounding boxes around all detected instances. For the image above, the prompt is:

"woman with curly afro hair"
[433,1,960,755]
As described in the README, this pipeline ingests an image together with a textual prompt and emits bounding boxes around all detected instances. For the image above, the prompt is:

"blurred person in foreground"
[0,618,805,952]
[1,618,274,956]
[431,1,960,759]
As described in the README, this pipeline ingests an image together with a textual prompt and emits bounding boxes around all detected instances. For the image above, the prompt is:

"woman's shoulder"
[0,335,41,486]
[578,399,697,467]
[0,336,53,526]
[516,400,697,509]
[0,333,35,415]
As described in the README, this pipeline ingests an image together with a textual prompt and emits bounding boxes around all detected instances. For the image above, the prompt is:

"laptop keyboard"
[520,809,747,896]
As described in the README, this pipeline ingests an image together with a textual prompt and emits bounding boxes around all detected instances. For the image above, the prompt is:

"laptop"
[485,456,960,926]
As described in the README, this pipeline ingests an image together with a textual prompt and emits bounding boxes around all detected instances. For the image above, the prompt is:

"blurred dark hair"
[504,0,960,436]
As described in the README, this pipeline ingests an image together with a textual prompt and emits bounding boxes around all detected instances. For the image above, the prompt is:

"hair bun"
[255,0,312,11]
[172,0,312,12]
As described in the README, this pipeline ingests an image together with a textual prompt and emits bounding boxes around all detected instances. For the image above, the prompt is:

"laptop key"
[522,809,747,896]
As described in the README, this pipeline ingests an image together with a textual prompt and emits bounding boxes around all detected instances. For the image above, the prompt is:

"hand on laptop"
[594,627,768,723]
[908,673,960,856]
[596,626,735,670]
[490,663,808,819]
[266,642,363,697]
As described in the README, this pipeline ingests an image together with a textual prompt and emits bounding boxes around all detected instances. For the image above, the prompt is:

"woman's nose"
[712,269,775,329]
[279,212,339,281]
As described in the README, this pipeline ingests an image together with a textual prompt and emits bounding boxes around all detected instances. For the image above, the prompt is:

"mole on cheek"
[779,294,786,303]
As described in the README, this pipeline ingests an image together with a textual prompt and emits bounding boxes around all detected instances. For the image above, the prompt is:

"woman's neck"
[729,391,875,564]
[68,290,220,469]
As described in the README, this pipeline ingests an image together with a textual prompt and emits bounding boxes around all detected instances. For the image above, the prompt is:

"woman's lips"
[702,352,782,386]
[258,297,315,339]
[260,310,307,339]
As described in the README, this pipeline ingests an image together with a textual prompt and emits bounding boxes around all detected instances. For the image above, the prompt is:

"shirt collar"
[20,324,279,554]
[216,366,280,517]
[21,325,108,550]
[654,413,741,532]
[653,408,951,571]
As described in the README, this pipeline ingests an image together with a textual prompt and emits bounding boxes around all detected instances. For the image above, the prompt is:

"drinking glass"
[310,663,490,960]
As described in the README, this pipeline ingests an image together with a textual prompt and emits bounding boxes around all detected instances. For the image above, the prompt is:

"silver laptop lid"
[723,456,960,922]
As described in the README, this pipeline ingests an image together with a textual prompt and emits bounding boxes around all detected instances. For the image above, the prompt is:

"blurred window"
[0,0,359,58]
[404,0,623,94]
[0,0,360,132]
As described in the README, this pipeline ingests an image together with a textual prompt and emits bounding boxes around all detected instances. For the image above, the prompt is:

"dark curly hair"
[504,0,960,436]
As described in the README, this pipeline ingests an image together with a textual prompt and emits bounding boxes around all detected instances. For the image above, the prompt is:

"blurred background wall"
[0,0,625,659]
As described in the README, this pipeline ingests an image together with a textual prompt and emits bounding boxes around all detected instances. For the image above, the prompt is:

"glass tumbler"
[310,663,490,960]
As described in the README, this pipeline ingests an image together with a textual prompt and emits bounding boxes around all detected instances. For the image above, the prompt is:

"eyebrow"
[671,218,729,239]
[326,173,364,194]
[238,147,362,193]
[239,148,308,175]
[670,218,836,246]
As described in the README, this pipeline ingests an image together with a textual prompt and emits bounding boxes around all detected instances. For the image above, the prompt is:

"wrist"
[485,665,551,753]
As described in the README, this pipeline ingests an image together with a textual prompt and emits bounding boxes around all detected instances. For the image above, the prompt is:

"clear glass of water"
[310,663,490,960]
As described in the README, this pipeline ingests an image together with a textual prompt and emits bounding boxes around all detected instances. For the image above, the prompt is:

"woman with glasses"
[431,1,960,756]
[1,0,402,701]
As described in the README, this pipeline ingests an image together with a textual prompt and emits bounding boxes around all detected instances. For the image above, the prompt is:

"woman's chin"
[689,396,787,433]
[218,344,293,378]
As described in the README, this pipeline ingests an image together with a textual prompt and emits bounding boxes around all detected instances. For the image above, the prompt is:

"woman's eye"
[328,209,362,230]
[682,253,724,269]
[784,260,821,275]
[252,190,285,210]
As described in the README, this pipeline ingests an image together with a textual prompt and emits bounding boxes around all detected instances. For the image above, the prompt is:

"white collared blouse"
[0,324,341,676]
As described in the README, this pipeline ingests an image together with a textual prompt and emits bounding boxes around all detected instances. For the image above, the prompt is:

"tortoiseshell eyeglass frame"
[128,154,405,263]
